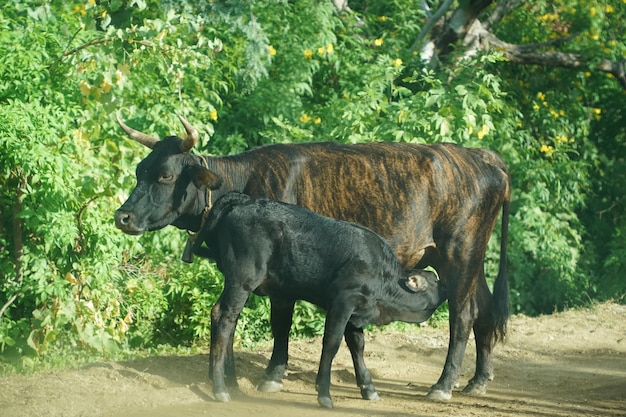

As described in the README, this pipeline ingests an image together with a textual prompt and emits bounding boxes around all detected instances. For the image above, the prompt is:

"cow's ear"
[406,274,428,293]
[188,165,222,190]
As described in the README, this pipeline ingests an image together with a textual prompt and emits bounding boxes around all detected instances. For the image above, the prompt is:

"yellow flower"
[79,80,91,96]
[550,109,560,119]
[378,16,388,22]
[537,92,546,101]
[326,44,334,53]
[374,38,384,47]
[606,5,614,13]
[303,49,313,59]
[590,7,596,16]
[533,104,540,111]
[314,117,321,124]
[392,58,403,67]
[268,45,277,56]
[540,144,554,157]
[299,113,312,123]
[209,109,218,121]
[317,46,326,55]
[584,71,591,77]
[101,79,112,93]
[477,124,489,139]
[555,135,568,144]
[592,108,602,120]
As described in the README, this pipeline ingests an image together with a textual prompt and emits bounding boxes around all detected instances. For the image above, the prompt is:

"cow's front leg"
[344,324,379,401]
[316,303,353,408]
[257,298,295,393]
[210,287,249,402]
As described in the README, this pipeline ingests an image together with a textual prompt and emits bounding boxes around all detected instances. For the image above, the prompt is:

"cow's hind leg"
[427,267,477,401]
[463,276,495,396]
[344,324,379,401]
[257,298,295,393]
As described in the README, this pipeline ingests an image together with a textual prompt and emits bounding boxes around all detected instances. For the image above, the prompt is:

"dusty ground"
[1,303,625,417]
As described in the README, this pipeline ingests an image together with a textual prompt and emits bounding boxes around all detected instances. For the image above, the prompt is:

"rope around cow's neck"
[181,155,212,263]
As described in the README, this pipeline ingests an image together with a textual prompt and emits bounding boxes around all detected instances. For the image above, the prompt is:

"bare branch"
[481,29,626,89]
[409,0,455,55]
[420,0,433,18]
[434,0,494,56]
[484,0,523,30]
[331,0,350,12]
[62,37,109,57]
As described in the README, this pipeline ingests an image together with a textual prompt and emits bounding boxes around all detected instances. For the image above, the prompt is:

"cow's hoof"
[462,382,487,396]
[426,388,452,402]
[360,386,380,401]
[214,392,231,402]
[318,396,334,409]
[257,380,284,393]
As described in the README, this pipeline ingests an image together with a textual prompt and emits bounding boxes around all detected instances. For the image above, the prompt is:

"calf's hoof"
[426,387,452,402]
[257,380,284,393]
[317,395,334,409]
[462,381,487,396]
[360,386,380,401]
[214,392,231,403]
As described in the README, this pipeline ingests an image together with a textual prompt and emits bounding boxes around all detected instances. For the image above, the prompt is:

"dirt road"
[1,303,624,417]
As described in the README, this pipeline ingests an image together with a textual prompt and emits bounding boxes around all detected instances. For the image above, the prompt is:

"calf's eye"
[159,174,174,182]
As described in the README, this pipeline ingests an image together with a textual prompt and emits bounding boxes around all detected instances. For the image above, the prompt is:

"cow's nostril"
[115,211,132,228]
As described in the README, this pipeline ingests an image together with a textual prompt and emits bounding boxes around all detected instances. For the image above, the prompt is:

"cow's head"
[114,115,222,235]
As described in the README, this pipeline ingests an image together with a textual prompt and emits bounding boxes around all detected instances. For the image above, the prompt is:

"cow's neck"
[205,153,256,196]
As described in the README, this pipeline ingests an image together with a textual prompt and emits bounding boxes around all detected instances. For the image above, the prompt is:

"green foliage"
[1,0,625,371]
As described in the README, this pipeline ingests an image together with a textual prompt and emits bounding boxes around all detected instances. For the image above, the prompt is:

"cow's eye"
[159,174,174,183]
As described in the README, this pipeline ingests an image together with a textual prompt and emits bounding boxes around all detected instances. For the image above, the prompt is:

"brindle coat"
[114,116,511,401]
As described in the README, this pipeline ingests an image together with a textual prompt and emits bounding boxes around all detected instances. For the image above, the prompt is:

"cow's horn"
[178,115,199,152]
[116,114,159,149]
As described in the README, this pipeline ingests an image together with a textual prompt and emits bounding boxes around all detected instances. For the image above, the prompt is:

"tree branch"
[481,29,626,89]
[434,0,494,56]
[484,0,523,31]
[409,0,456,55]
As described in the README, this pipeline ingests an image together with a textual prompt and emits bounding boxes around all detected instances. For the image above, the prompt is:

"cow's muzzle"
[114,210,144,235]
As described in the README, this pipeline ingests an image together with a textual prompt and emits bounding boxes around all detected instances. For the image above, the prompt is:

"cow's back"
[223,142,509,269]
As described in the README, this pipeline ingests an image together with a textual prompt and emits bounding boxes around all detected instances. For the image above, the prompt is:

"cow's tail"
[491,179,510,343]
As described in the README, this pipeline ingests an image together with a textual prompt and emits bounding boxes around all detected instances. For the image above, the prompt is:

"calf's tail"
[491,182,510,343]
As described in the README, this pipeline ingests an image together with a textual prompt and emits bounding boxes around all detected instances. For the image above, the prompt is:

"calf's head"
[114,115,222,235]
[404,269,447,316]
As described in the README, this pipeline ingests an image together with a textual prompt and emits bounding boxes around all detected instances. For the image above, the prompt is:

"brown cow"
[114,115,511,401]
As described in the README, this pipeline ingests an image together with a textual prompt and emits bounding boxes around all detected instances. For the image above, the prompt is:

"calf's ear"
[406,274,428,293]
[188,165,223,189]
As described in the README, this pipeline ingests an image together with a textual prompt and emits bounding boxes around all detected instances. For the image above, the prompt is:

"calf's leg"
[257,298,295,393]
[210,287,250,402]
[316,303,353,408]
[344,324,379,401]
